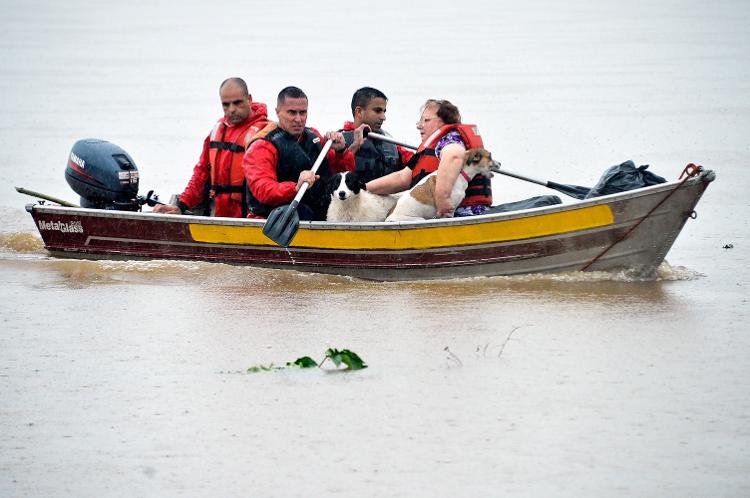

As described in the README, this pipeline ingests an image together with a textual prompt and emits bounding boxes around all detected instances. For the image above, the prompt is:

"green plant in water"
[322,348,367,370]
[246,364,277,373]
[287,356,318,368]
[245,349,366,373]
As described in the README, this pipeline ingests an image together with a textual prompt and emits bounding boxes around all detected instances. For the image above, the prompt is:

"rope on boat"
[579,164,703,272]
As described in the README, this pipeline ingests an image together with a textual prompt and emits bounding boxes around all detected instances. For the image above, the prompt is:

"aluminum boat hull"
[26,170,715,281]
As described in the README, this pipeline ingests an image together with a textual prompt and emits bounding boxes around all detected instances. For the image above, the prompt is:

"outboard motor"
[64,138,140,210]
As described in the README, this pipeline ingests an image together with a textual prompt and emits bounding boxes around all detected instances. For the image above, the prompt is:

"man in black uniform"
[340,87,413,183]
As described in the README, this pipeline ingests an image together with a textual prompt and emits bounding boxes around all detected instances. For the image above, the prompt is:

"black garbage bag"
[583,160,667,199]
[485,195,562,214]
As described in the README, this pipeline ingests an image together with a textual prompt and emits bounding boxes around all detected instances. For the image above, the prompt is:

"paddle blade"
[262,202,301,247]
[547,181,591,200]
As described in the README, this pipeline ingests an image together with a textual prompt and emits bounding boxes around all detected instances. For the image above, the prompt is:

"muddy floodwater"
[1,253,747,496]
[2,0,749,496]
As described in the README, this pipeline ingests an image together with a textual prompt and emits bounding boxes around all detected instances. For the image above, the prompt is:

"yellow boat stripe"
[188,205,614,250]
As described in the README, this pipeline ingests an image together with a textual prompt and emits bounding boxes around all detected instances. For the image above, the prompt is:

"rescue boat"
[20,138,715,280]
[23,170,713,281]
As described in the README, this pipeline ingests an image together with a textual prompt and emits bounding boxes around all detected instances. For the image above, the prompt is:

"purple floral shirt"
[434,131,465,159]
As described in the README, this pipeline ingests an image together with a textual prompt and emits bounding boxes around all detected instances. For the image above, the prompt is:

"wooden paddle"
[262,139,334,247]
[365,130,591,200]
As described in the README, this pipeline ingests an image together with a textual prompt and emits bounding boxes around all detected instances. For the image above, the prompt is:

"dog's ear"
[345,171,365,194]
[466,148,491,165]
[325,174,338,196]
[465,148,483,164]
[359,178,367,191]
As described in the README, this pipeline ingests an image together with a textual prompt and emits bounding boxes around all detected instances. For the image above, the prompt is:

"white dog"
[325,172,399,222]
[386,148,498,221]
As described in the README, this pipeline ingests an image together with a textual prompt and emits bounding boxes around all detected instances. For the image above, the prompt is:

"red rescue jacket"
[242,125,354,219]
[177,102,269,217]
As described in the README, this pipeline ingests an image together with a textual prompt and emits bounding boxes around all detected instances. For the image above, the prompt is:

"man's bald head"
[219,77,252,125]
[219,77,249,97]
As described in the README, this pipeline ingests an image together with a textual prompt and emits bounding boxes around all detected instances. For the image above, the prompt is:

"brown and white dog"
[325,171,400,222]
[385,148,498,221]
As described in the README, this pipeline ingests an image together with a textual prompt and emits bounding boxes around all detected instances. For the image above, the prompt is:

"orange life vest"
[207,119,266,203]
[408,123,492,207]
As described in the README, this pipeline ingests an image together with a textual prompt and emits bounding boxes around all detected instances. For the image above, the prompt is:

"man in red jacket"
[243,86,354,220]
[153,77,268,217]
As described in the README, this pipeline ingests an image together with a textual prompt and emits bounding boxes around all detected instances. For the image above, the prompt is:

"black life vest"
[246,127,331,218]
[342,129,403,182]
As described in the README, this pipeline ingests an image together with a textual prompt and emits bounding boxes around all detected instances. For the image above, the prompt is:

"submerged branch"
[497,326,523,358]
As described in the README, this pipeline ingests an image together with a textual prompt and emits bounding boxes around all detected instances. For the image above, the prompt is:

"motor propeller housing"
[64,138,140,210]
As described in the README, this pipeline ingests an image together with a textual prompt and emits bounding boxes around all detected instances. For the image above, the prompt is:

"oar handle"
[489,167,548,187]
[292,138,334,204]
[364,131,549,187]
[365,130,588,199]
[363,130,419,150]
[15,186,79,207]
[365,130,543,185]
